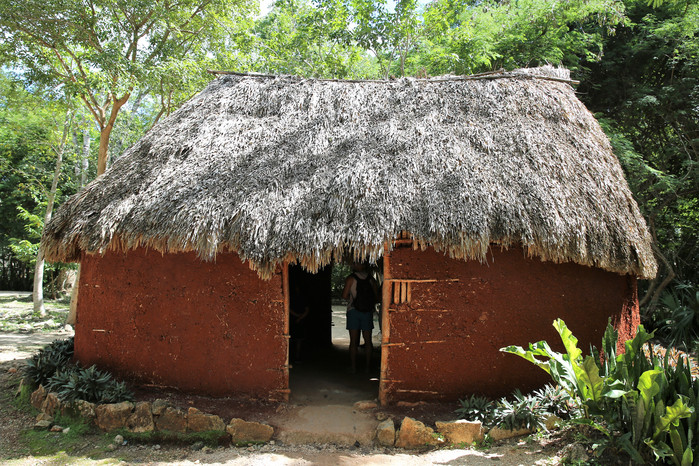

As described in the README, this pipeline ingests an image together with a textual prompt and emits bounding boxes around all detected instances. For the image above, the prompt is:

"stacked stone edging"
[29,388,538,449]
[29,385,273,444]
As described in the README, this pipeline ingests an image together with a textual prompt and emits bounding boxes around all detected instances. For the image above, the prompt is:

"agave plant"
[24,337,74,386]
[493,389,547,431]
[455,394,497,424]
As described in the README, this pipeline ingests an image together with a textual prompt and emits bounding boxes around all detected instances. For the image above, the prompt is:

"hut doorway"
[286,263,381,404]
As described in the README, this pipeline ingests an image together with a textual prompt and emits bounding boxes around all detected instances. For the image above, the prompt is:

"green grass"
[0,295,69,332]
[20,413,103,457]
[11,382,38,413]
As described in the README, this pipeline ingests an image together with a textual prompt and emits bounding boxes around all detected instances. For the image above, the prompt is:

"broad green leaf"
[553,318,583,362]
[653,396,694,441]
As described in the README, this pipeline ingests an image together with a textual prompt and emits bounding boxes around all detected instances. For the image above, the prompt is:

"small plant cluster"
[25,337,74,386]
[456,384,578,431]
[24,338,134,404]
[502,319,698,465]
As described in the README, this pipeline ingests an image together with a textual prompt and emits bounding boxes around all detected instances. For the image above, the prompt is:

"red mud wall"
[75,247,287,400]
[380,246,638,403]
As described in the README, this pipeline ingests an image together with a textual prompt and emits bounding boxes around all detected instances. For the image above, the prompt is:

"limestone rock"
[155,407,187,433]
[226,418,274,444]
[395,417,439,449]
[71,400,96,422]
[30,385,47,410]
[34,420,52,430]
[41,392,62,417]
[36,412,54,423]
[128,402,155,433]
[435,420,485,445]
[151,399,169,416]
[375,419,396,447]
[353,400,378,411]
[187,407,225,432]
[487,426,533,442]
[95,402,134,431]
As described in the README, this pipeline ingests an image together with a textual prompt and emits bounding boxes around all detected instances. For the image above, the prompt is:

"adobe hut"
[43,67,656,404]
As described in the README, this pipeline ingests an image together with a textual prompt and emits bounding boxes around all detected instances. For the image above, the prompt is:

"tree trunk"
[96,94,130,175]
[66,267,79,326]
[34,110,73,316]
[97,126,112,176]
[81,128,91,187]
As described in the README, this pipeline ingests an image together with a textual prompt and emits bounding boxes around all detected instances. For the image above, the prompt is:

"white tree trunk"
[33,110,73,316]
[66,268,79,326]
[81,128,90,187]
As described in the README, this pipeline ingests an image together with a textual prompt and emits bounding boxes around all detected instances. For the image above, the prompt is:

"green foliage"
[0,295,70,332]
[493,390,548,431]
[456,387,580,431]
[20,413,95,457]
[23,337,133,404]
[419,0,624,76]
[502,319,698,464]
[656,283,699,349]
[531,384,581,420]
[24,337,74,387]
[580,0,699,322]
[455,394,498,424]
[45,365,134,404]
[0,71,81,291]
[253,0,376,78]
[331,262,351,299]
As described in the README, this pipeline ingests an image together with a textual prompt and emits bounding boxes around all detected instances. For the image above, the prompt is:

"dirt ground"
[0,329,572,465]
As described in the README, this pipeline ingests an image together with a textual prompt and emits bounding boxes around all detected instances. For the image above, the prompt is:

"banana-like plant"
[501,319,697,465]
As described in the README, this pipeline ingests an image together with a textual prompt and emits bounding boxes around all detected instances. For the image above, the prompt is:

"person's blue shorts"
[346,308,374,331]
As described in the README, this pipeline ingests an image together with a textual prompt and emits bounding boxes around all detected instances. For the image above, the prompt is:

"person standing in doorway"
[342,260,378,373]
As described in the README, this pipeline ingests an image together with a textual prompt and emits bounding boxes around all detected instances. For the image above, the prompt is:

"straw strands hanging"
[42,66,657,279]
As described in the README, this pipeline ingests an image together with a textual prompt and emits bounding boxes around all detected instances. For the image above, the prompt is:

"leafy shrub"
[25,338,133,404]
[531,384,580,420]
[657,283,699,350]
[502,318,698,465]
[46,365,134,404]
[24,337,74,386]
[457,388,574,431]
[455,394,497,424]
[493,389,547,431]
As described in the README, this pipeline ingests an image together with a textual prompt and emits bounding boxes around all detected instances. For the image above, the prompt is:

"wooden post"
[281,262,290,402]
[379,242,392,406]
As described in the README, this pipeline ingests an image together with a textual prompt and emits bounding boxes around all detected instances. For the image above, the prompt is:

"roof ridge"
[206,68,580,86]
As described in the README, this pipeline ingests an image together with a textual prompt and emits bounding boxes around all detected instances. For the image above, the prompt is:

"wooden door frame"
[379,242,391,406]
[281,262,291,402]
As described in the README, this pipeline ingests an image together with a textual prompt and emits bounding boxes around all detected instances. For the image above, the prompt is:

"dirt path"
[0,330,74,362]
[0,328,561,465]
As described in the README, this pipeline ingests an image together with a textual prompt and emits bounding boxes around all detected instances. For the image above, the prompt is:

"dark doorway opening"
[287,263,380,404]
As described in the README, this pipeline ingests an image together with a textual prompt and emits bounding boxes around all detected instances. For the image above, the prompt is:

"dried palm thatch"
[43,66,657,279]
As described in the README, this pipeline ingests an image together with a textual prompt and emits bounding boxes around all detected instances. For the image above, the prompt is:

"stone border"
[29,385,273,444]
[29,387,548,449]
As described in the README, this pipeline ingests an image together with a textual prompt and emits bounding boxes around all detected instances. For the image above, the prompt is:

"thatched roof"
[43,66,657,279]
